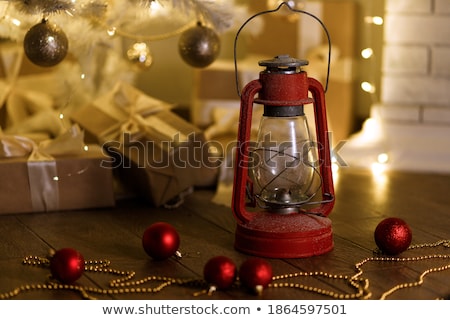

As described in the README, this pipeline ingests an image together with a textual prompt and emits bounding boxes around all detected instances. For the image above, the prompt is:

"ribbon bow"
[92,81,175,143]
[0,125,86,212]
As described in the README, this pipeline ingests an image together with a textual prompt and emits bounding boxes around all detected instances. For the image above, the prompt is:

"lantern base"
[234,212,333,258]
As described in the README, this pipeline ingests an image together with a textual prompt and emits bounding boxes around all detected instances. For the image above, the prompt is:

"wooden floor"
[0,167,449,300]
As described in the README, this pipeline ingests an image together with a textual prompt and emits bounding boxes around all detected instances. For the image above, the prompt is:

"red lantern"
[231,3,335,258]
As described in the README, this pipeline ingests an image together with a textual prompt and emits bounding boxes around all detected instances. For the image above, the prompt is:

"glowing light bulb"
[107,27,116,36]
[377,153,389,164]
[361,81,376,93]
[372,16,384,25]
[11,18,21,26]
[364,16,384,25]
[361,48,373,59]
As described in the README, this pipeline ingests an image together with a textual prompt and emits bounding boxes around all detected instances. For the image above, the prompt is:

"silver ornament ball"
[178,24,220,68]
[24,20,69,67]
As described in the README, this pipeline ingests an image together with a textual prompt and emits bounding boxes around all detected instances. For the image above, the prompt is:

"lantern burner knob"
[259,54,308,73]
[271,188,297,214]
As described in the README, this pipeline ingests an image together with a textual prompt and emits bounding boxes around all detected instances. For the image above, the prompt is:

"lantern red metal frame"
[231,2,335,258]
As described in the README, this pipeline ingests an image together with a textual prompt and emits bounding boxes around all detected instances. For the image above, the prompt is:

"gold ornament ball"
[127,42,153,70]
[24,20,69,67]
[178,24,220,68]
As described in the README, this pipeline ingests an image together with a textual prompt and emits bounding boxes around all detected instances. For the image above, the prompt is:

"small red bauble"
[49,248,85,284]
[374,217,412,255]
[203,256,237,290]
[142,222,180,260]
[239,258,273,293]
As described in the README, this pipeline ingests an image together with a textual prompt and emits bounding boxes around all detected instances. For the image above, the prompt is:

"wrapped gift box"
[71,82,217,207]
[193,0,357,145]
[0,128,115,215]
[191,58,260,128]
[246,0,356,59]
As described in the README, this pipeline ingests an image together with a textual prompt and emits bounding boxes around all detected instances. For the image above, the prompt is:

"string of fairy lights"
[360,15,383,97]
[360,10,389,175]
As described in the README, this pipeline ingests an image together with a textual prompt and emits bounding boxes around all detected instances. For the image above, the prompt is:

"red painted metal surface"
[231,64,335,258]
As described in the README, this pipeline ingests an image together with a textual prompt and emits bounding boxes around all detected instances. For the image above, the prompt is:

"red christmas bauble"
[203,256,237,290]
[238,258,273,293]
[142,222,180,260]
[374,217,412,255]
[49,248,85,284]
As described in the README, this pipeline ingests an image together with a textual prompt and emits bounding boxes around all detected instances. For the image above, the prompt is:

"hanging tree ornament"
[178,22,220,68]
[23,19,69,67]
[127,42,153,69]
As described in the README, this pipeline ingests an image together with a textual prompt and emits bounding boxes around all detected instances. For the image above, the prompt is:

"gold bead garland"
[270,271,371,299]
[0,256,207,300]
[265,240,450,300]
[1,240,449,300]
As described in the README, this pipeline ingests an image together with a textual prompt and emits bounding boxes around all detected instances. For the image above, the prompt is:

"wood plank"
[0,215,50,258]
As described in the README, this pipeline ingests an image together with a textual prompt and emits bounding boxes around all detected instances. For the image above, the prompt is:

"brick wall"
[382,0,450,109]
[341,0,450,173]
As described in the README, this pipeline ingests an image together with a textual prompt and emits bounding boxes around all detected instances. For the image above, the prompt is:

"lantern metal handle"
[233,1,332,96]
